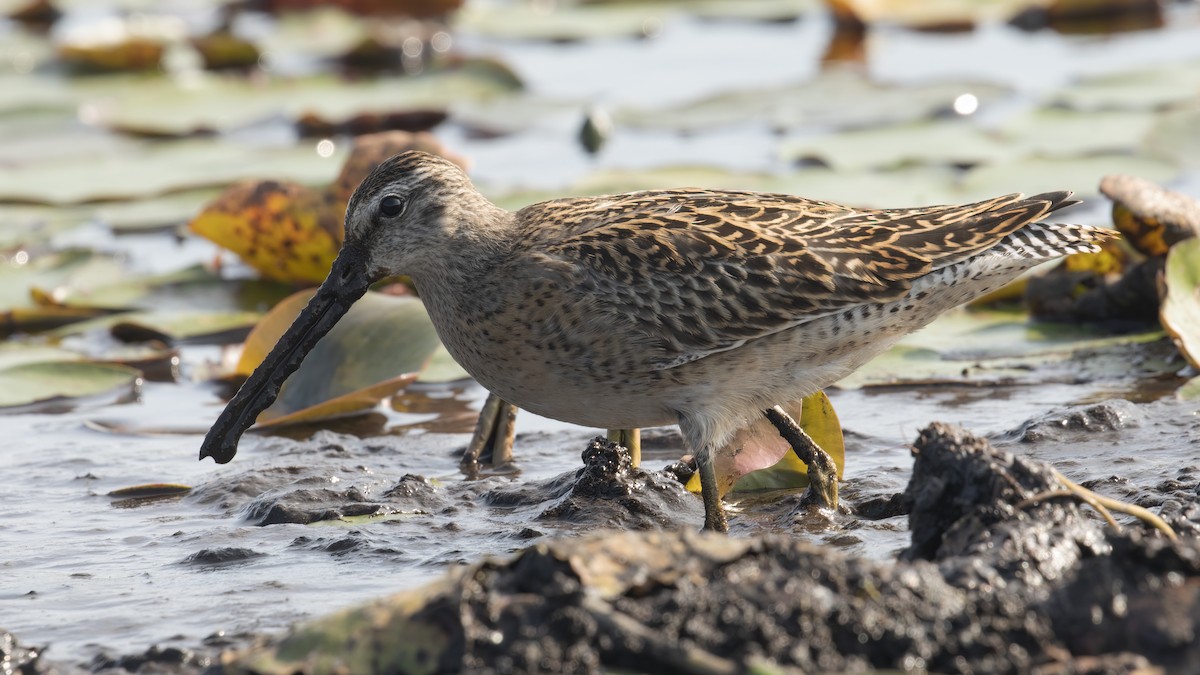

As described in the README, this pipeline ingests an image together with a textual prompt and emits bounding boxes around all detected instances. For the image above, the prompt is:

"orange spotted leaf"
[189,180,342,285]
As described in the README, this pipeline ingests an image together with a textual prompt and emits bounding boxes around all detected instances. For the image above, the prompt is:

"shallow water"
[2,5,1200,669]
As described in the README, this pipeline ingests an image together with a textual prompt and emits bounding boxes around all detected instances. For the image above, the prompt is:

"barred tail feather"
[993,222,1118,260]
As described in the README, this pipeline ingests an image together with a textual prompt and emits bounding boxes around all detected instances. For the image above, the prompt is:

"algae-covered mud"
[3,0,1200,672]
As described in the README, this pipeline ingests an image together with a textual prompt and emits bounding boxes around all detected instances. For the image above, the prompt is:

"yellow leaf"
[189,180,341,285]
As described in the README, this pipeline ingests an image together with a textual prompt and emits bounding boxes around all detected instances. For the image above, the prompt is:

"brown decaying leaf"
[256,0,464,18]
[58,37,164,73]
[191,31,260,71]
[189,180,342,285]
[1101,174,1200,258]
[107,483,193,498]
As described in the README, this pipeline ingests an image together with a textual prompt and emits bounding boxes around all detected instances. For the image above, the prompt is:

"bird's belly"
[473,360,678,430]
[429,316,677,429]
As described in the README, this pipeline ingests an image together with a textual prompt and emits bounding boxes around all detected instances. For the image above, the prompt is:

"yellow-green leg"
[462,391,517,470]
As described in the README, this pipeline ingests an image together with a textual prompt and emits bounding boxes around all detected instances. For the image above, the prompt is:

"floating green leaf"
[1001,108,1157,158]
[781,121,1011,171]
[0,361,140,409]
[1143,104,1200,169]
[618,72,1011,133]
[0,139,343,205]
[1052,60,1200,111]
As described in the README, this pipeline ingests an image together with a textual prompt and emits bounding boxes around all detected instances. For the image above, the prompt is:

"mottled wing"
[520,189,1073,369]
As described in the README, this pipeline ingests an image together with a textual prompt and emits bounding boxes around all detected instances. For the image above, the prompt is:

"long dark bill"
[199,245,372,464]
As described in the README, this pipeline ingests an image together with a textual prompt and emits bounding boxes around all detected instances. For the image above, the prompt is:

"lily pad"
[0,342,83,370]
[1160,238,1200,369]
[110,310,263,345]
[43,264,295,315]
[1052,60,1200,111]
[96,189,222,234]
[781,121,1011,171]
[416,344,471,383]
[0,249,130,334]
[618,72,1011,133]
[1143,105,1200,169]
[0,203,90,250]
[0,361,140,409]
[454,2,671,41]
[235,290,442,426]
[542,163,961,209]
[84,69,520,138]
[0,138,344,205]
[0,73,75,115]
[1001,108,1157,158]
[1100,174,1200,258]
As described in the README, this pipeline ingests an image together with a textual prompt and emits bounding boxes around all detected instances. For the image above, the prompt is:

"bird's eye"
[379,194,406,218]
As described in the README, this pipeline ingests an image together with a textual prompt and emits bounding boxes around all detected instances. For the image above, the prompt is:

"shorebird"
[200,150,1118,532]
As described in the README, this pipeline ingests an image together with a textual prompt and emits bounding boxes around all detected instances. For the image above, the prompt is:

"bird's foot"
[763,405,840,511]
[461,391,518,476]
[698,453,730,533]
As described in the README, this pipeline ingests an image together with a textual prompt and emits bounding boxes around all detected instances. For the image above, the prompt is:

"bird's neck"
[408,201,515,316]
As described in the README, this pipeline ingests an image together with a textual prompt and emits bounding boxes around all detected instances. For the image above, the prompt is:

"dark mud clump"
[214,422,1200,675]
[485,437,703,529]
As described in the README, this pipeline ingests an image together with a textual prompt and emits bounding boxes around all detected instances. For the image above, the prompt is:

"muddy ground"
[7,399,1198,674]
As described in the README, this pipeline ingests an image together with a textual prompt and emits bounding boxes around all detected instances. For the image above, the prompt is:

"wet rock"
[180,548,266,567]
[1007,399,1145,442]
[244,486,383,526]
[92,644,209,673]
[217,423,1200,675]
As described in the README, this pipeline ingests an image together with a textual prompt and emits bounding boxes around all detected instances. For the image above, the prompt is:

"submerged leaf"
[1160,238,1200,369]
[237,290,441,426]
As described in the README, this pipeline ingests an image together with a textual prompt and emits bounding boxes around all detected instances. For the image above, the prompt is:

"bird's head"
[198,150,481,465]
